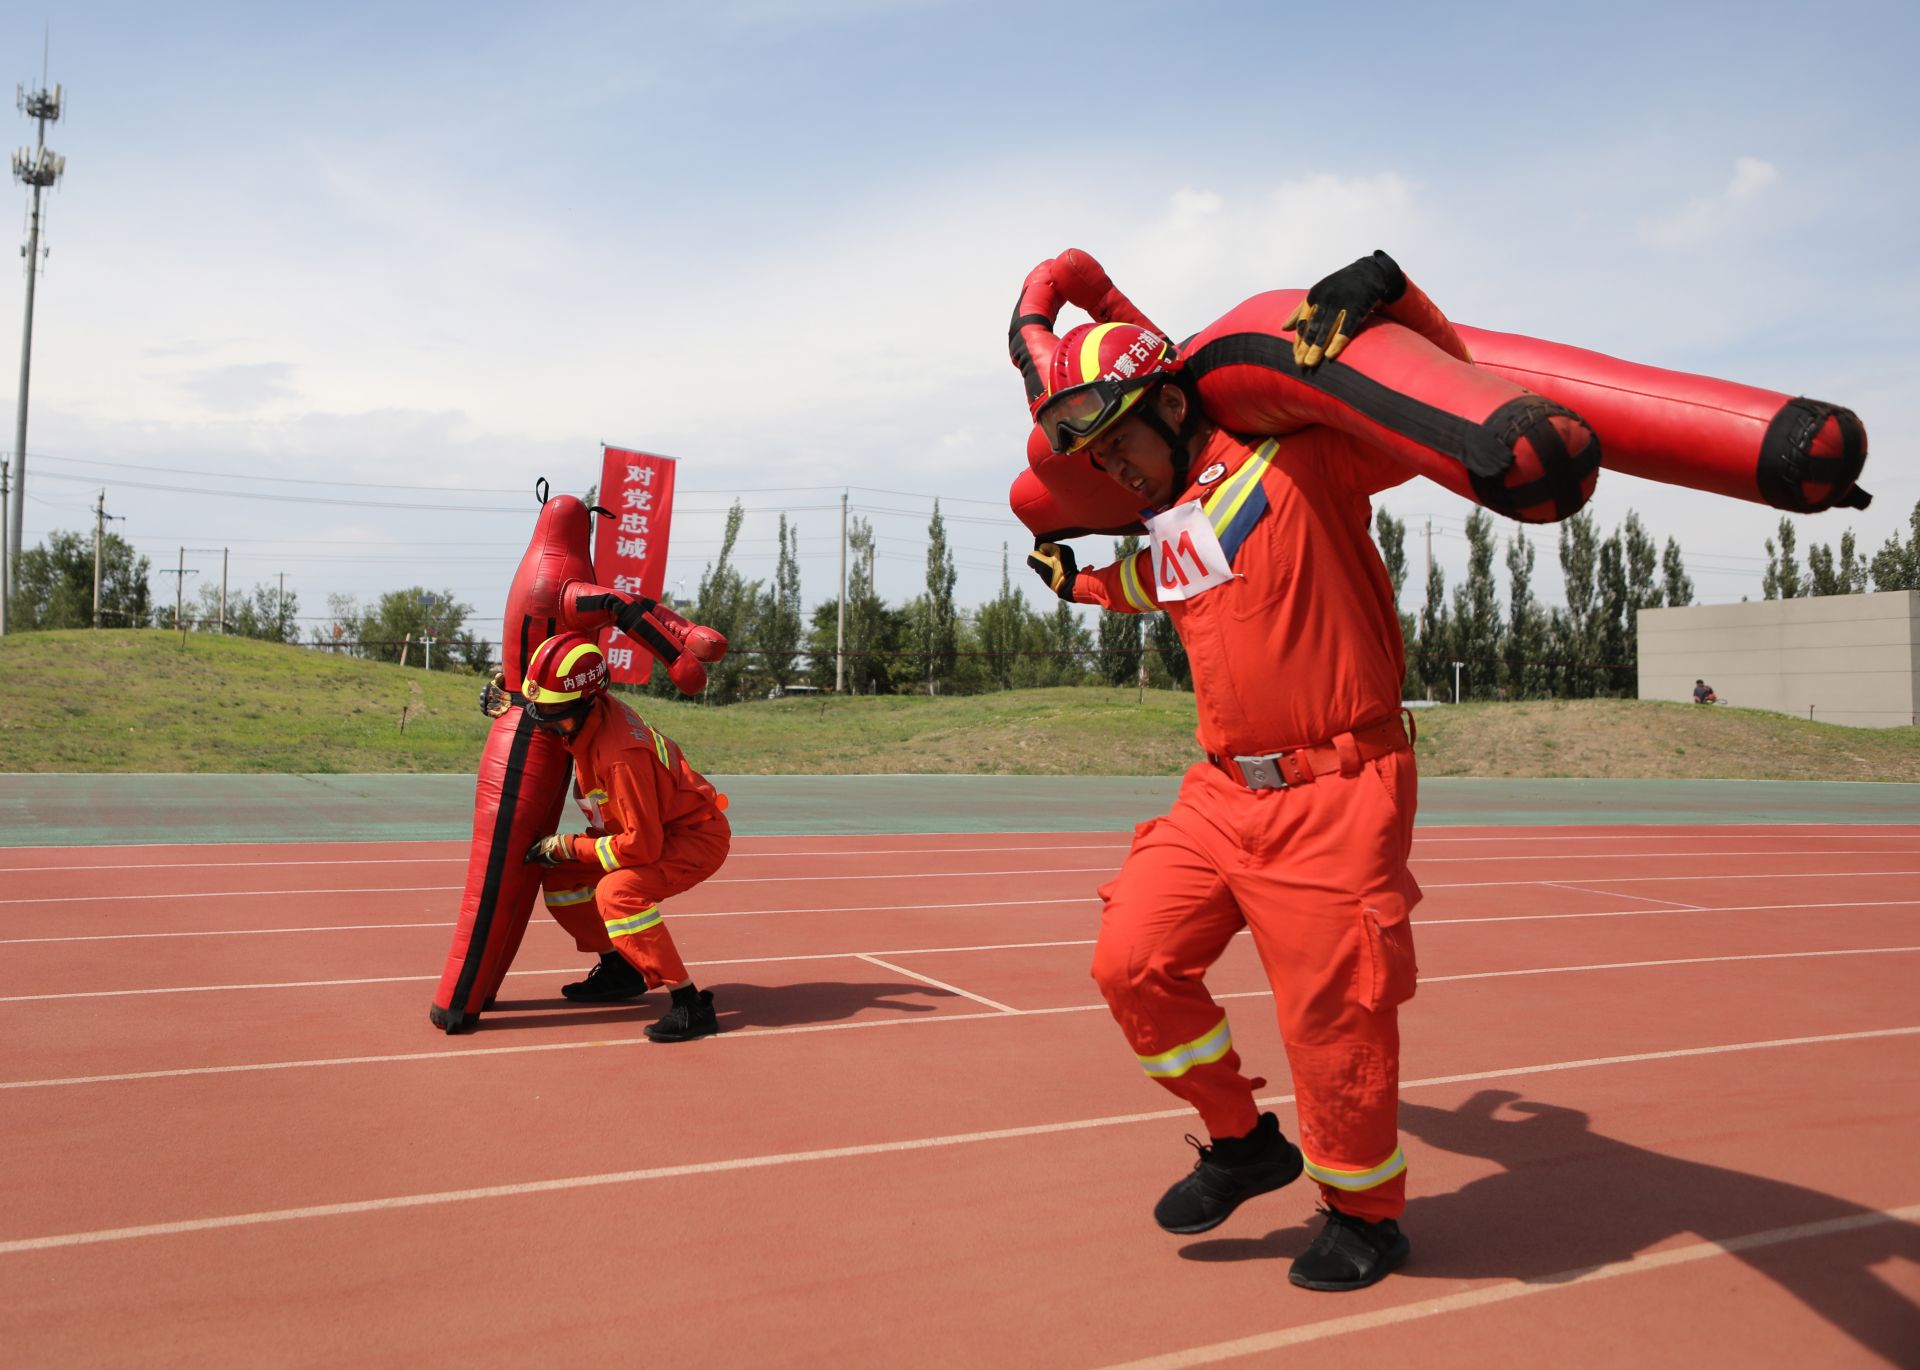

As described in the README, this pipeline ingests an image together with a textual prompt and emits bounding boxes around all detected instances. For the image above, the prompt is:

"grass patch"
[4,630,1917,780]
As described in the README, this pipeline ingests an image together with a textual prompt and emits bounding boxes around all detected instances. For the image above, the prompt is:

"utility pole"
[159,547,198,640]
[0,461,10,633]
[9,72,65,627]
[277,571,285,642]
[90,489,121,627]
[219,549,228,632]
[835,489,847,693]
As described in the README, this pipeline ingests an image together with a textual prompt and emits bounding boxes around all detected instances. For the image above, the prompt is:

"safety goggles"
[525,696,592,728]
[1035,373,1162,455]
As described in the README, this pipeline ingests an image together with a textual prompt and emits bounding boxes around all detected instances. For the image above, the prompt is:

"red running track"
[1,824,1917,1368]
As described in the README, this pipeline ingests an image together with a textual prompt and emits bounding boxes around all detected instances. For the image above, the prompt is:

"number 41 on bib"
[1146,500,1236,602]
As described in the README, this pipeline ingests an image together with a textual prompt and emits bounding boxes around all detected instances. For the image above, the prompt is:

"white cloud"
[1637,155,1780,249]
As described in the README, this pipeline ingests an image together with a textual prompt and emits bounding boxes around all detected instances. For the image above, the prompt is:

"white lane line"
[1428,869,1920,890]
[856,953,1020,1015]
[14,940,1913,1007]
[1421,898,1920,927]
[1540,882,1703,910]
[1096,1203,1920,1370]
[0,898,1099,945]
[0,842,1136,875]
[6,892,1913,948]
[8,941,1919,1089]
[1418,945,1920,984]
[1413,849,1920,863]
[3,1026,1913,1255]
[0,867,1120,908]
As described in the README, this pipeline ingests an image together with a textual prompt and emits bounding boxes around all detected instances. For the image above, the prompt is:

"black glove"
[1026,541,1080,601]
[1283,250,1407,369]
[524,834,570,866]
[479,671,511,719]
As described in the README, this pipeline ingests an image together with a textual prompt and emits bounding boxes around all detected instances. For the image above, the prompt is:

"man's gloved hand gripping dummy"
[429,484,729,1034]
[1008,248,1869,543]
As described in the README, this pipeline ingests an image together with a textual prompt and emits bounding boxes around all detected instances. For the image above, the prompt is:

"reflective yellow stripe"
[653,730,671,767]
[1203,439,1276,534]
[1302,1146,1407,1192]
[594,835,619,872]
[1119,550,1155,612]
[605,905,661,937]
[1136,1015,1233,1079]
[543,888,595,908]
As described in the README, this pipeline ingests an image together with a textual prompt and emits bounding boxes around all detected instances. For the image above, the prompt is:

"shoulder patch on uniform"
[1196,460,1228,487]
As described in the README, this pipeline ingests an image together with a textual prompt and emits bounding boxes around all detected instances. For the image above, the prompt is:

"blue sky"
[9,0,1918,645]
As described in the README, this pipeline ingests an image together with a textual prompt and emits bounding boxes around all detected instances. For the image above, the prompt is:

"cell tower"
[3,72,65,634]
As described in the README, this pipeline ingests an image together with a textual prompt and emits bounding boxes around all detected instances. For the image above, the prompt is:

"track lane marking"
[5,894,1915,946]
[856,953,1020,1014]
[8,943,1916,1007]
[1540,881,1703,909]
[2,1027,1913,1254]
[5,952,1916,1087]
[1095,1203,1920,1369]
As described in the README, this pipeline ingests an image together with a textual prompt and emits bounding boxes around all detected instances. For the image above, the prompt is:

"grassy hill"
[3,629,1917,780]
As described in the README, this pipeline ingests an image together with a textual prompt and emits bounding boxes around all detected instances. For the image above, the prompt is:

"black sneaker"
[1153,1112,1304,1234]
[1287,1206,1410,1291]
[645,989,719,1042]
[562,952,650,1003]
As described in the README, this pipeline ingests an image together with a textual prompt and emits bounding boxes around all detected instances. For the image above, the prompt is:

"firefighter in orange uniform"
[1025,256,1423,1290]
[516,631,731,1042]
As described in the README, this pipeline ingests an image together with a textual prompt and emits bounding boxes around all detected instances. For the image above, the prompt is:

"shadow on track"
[1178,1089,1919,1364]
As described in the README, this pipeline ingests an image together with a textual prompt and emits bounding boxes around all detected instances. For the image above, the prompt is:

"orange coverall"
[539,695,731,988]
[1070,424,1420,1221]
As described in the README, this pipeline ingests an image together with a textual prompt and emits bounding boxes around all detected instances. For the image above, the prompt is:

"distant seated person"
[1693,679,1718,704]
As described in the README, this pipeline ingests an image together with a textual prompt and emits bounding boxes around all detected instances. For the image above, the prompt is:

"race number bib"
[1146,500,1235,602]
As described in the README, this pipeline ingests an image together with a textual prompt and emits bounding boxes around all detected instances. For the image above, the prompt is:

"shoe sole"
[644,1026,719,1042]
[561,989,650,1003]
[1156,1147,1306,1235]
[1287,1234,1411,1291]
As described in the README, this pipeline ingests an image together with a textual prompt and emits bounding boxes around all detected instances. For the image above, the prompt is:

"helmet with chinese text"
[1035,322,1180,456]
[522,632,609,723]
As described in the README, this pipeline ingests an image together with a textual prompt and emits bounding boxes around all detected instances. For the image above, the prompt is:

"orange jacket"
[561,695,726,873]
[1070,425,1409,755]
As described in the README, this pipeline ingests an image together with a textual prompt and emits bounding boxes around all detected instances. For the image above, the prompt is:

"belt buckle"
[1232,753,1288,791]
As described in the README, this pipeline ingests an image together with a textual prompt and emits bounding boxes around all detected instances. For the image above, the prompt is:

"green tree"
[1504,531,1549,698]
[1557,511,1600,696]
[1660,538,1694,607]
[1869,501,1920,590]
[194,580,301,643]
[1451,509,1501,698]
[1762,517,1802,599]
[975,545,1037,690]
[1146,609,1189,689]
[689,501,763,702]
[916,501,959,693]
[1374,511,1418,696]
[1415,555,1451,699]
[1595,528,1631,694]
[1624,513,1661,612]
[7,529,151,630]
[338,587,473,666]
[1096,535,1145,686]
[757,514,804,693]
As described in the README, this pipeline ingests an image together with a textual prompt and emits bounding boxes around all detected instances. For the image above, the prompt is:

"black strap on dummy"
[1756,399,1869,513]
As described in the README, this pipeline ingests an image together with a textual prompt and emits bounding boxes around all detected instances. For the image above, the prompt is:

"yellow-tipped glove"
[1026,541,1080,602]
[524,834,572,867]
[480,671,512,719]
[1282,250,1407,369]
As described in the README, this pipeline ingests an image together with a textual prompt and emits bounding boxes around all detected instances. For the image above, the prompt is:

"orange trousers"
[1092,750,1420,1221]
[538,816,731,989]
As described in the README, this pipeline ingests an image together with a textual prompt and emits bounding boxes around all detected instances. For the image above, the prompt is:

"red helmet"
[522,632,609,721]
[1036,322,1179,455]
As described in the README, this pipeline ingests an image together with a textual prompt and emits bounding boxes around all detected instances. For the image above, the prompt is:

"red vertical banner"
[592,446,677,685]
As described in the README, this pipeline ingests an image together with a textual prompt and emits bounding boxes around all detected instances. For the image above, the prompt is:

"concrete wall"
[1637,590,1919,728]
